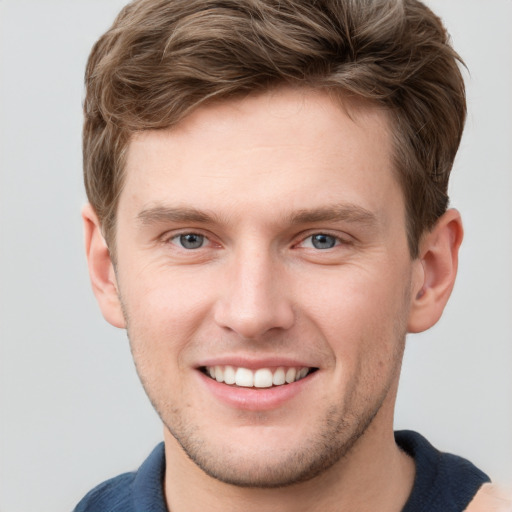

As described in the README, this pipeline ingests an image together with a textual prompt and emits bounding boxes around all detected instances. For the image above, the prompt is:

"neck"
[163,400,415,512]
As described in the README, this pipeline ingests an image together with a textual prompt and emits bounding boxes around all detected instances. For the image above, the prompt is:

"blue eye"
[174,233,205,249]
[301,233,339,250]
[311,234,337,249]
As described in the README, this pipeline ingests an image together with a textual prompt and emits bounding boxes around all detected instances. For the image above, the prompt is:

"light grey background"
[0,1,510,511]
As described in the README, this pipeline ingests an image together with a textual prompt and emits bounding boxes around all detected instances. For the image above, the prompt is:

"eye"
[301,233,339,250]
[171,233,206,250]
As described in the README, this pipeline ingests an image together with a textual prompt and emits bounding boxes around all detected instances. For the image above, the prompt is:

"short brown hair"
[83,0,466,257]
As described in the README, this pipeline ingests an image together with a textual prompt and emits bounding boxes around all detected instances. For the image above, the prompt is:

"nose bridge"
[214,240,294,338]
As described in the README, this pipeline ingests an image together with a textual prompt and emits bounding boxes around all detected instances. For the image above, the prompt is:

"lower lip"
[197,370,317,411]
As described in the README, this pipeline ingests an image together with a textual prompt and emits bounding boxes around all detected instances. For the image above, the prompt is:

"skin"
[84,87,463,512]
[465,484,512,512]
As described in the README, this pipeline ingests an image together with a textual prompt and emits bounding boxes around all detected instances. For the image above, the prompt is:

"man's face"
[112,88,421,486]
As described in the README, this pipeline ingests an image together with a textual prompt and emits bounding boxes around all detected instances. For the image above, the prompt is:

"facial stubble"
[126,335,406,489]
[121,273,411,489]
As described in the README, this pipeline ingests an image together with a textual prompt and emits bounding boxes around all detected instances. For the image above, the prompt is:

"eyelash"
[168,232,210,250]
[297,233,345,250]
[166,231,349,251]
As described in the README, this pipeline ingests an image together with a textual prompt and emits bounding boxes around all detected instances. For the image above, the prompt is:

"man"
[74,0,508,510]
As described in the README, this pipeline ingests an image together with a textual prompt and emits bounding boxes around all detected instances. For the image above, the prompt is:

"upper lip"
[196,356,318,370]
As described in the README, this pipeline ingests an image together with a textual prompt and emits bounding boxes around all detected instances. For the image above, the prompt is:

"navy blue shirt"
[74,430,490,511]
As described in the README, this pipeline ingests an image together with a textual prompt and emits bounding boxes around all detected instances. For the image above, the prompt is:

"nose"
[213,246,295,339]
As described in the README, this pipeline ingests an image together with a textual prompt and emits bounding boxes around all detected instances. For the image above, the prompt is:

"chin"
[176,439,343,488]
[163,405,376,488]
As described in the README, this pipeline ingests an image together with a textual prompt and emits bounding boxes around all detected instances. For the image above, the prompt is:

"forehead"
[120,88,399,224]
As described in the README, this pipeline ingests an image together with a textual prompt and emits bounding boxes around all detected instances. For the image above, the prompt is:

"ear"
[82,203,126,328]
[407,209,464,333]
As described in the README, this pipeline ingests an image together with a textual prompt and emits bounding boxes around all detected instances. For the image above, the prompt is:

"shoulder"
[73,471,136,512]
[73,443,167,512]
[465,484,512,512]
[396,430,491,511]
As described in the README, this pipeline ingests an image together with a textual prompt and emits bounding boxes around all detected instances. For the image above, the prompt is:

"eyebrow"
[136,203,378,228]
[137,206,217,226]
[288,204,378,227]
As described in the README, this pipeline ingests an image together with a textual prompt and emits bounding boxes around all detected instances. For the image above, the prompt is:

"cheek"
[301,266,410,366]
[119,269,216,372]
[123,264,214,323]
[304,265,408,327]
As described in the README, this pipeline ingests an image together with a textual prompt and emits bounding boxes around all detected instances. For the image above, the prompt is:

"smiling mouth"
[200,365,318,388]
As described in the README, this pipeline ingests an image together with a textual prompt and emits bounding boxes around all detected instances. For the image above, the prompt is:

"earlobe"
[407,209,464,333]
[82,204,126,328]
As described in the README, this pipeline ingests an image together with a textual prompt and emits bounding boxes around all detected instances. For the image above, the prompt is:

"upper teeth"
[205,366,311,388]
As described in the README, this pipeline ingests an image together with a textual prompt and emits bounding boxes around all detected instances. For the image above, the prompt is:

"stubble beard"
[160,395,389,489]
[126,333,406,490]
[123,291,409,489]
[129,340,404,489]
